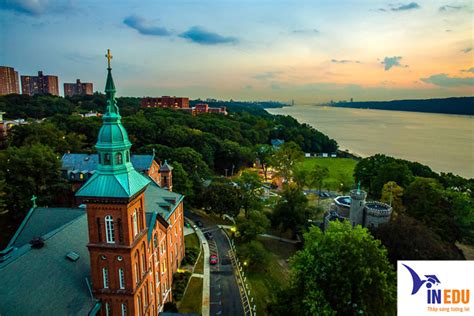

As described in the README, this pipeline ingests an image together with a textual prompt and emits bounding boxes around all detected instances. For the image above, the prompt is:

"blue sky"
[0,0,472,102]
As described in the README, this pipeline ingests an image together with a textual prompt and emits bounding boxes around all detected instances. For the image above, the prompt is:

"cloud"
[123,15,171,36]
[461,67,474,73]
[439,5,466,12]
[253,71,281,80]
[179,26,237,45]
[381,56,408,71]
[0,0,66,16]
[331,59,361,64]
[461,47,472,53]
[390,2,420,11]
[421,74,474,87]
[292,28,319,35]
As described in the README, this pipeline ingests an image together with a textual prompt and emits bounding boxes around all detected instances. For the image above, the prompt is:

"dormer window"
[126,151,130,162]
[116,152,123,164]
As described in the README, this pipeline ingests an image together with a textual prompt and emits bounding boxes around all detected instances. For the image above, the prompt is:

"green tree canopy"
[273,222,396,316]
[380,181,405,218]
[270,141,304,182]
[373,214,464,264]
[272,184,311,236]
[203,178,241,217]
[235,211,270,242]
[235,170,264,218]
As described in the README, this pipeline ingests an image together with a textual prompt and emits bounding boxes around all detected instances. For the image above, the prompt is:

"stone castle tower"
[349,183,367,227]
[76,50,153,316]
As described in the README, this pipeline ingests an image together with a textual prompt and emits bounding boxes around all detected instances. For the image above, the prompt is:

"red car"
[209,254,218,265]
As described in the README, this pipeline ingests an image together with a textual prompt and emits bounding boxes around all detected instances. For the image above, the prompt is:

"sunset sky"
[1,0,473,103]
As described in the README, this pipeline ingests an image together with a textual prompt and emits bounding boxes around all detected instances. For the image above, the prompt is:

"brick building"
[141,97,227,116]
[0,53,185,315]
[64,79,93,97]
[0,66,20,95]
[141,96,189,109]
[21,71,59,96]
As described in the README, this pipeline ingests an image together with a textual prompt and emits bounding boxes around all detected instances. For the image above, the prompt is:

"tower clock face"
[118,256,123,261]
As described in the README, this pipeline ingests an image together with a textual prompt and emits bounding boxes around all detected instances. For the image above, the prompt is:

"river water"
[267,105,474,179]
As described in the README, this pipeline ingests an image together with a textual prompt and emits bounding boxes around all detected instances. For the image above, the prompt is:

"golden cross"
[105,49,113,68]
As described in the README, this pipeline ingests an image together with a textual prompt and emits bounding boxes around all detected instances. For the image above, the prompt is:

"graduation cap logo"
[403,264,441,295]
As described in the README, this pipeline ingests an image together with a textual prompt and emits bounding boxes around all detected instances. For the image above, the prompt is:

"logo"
[403,264,441,295]
[398,261,473,315]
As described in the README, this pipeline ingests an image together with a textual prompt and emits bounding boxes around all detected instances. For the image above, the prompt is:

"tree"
[0,144,66,219]
[274,222,396,316]
[235,211,270,242]
[237,240,270,270]
[272,184,311,236]
[371,161,413,198]
[336,172,353,195]
[308,165,329,194]
[236,170,264,218]
[373,215,464,264]
[292,165,309,189]
[0,176,7,215]
[380,181,405,218]
[255,144,274,181]
[270,141,304,182]
[404,177,458,242]
[170,161,194,201]
[203,179,241,217]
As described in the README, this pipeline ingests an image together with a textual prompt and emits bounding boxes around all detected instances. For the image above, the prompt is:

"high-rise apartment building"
[0,66,20,95]
[64,79,93,97]
[21,71,59,96]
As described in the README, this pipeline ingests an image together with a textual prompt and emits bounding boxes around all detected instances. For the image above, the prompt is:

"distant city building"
[141,97,227,115]
[141,96,190,108]
[21,71,59,96]
[64,79,93,97]
[0,66,20,95]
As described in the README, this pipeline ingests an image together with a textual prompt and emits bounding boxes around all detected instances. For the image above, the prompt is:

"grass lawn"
[193,249,204,274]
[178,276,203,314]
[298,157,357,190]
[185,233,200,250]
[243,237,298,315]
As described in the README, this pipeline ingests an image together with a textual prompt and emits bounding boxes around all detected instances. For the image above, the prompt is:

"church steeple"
[76,50,150,198]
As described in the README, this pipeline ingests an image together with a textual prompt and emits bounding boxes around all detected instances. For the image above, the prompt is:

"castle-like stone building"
[0,51,185,316]
[325,186,392,229]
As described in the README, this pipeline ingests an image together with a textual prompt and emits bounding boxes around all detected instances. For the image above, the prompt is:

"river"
[267,105,474,179]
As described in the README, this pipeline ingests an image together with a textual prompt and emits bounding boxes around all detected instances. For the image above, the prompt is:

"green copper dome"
[76,50,150,199]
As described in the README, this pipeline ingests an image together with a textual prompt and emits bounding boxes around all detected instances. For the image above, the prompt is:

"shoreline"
[266,106,473,179]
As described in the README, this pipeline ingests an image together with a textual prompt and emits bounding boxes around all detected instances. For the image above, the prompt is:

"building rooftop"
[61,153,155,173]
[334,196,351,207]
[7,207,85,249]
[0,214,94,316]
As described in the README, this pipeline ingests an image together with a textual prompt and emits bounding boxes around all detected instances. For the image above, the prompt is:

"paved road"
[185,211,245,316]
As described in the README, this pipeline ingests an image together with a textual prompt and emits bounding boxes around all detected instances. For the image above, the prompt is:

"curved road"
[186,211,245,316]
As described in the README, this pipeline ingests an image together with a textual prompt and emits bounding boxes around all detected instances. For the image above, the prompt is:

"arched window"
[153,234,158,249]
[121,303,127,316]
[119,268,125,289]
[116,152,123,164]
[102,267,109,289]
[104,153,111,165]
[126,151,130,162]
[105,302,111,316]
[137,294,142,316]
[105,215,115,243]
[132,210,138,237]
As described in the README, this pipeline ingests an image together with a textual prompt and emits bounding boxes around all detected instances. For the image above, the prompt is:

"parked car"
[196,220,204,228]
[204,232,213,240]
[210,254,218,265]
